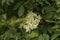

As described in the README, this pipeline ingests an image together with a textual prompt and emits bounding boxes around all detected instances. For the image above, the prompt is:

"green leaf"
[55,0,60,2]
[55,13,60,20]
[39,34,49,40]
[9,0,14,3]
[44,6,56,12]
[1,0,6,5]
[52,25,60,29]
[43,34,49,40]
[56,9,60,13]
[13,3,21,10]
[51,33,60,40]
[27,32,39,38]
[39,35,44,40]
[18,5,25,17]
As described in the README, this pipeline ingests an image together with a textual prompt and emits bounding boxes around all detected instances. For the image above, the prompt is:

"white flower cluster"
[19,11,42,32]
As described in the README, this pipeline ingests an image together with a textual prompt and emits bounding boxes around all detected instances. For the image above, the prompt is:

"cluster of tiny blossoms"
[19,11,42,32]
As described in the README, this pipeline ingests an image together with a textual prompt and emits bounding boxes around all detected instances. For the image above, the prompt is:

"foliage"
[0,0,60,40]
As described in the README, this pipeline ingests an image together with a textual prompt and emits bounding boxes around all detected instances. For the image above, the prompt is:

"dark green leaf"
[51,33,60,40]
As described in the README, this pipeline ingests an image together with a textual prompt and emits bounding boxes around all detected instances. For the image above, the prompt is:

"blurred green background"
[0,0,60,40]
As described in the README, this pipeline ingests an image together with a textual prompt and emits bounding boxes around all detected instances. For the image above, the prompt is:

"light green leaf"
[39,35,44,40]
[43,34,49,40]
[2,0,6,5]
[18,6,25,17]
[27,32,39,38]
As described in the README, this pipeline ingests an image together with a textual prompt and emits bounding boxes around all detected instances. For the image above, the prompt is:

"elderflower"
[19,11,42,32]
